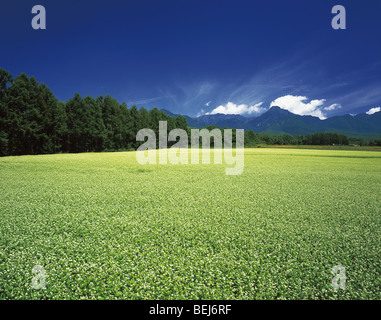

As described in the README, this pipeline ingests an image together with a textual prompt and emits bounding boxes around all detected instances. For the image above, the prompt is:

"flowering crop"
[0,149,380,299]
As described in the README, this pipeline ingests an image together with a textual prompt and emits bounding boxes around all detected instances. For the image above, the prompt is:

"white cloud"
[270,95,328,119]
[324,103,342,111]
[366,107,381,115]
[205,102,266,115]
[205,101,212,107]
[197,109,205,117]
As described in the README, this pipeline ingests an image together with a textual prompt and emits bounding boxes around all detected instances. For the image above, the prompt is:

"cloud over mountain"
[205,102,265,115]
[366,107,381,115]
[324,103,342,111]
[269,95,329,119]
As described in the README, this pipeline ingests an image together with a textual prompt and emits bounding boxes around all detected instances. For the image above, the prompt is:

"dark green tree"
[0,69,13,156]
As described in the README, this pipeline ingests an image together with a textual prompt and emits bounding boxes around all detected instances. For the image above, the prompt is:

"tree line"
[198,127,351,147]
[243,131,381,146]
[244,131,350,146]
[0,69,187,156]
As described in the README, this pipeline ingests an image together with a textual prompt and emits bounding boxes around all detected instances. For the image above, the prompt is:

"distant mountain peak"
[267,106,290,113]
[160,107,381,138]
[160,109,176,116]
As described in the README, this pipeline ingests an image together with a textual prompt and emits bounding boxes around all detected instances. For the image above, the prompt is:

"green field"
[0,149,380,299]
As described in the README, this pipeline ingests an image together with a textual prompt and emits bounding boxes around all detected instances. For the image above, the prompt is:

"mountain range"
[162,107,381,139]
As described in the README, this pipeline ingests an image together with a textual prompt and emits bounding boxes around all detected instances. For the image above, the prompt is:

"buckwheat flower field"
[0,149,380,299]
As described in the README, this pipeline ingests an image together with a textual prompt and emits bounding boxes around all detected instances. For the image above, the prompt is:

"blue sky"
[1,0,381,119]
